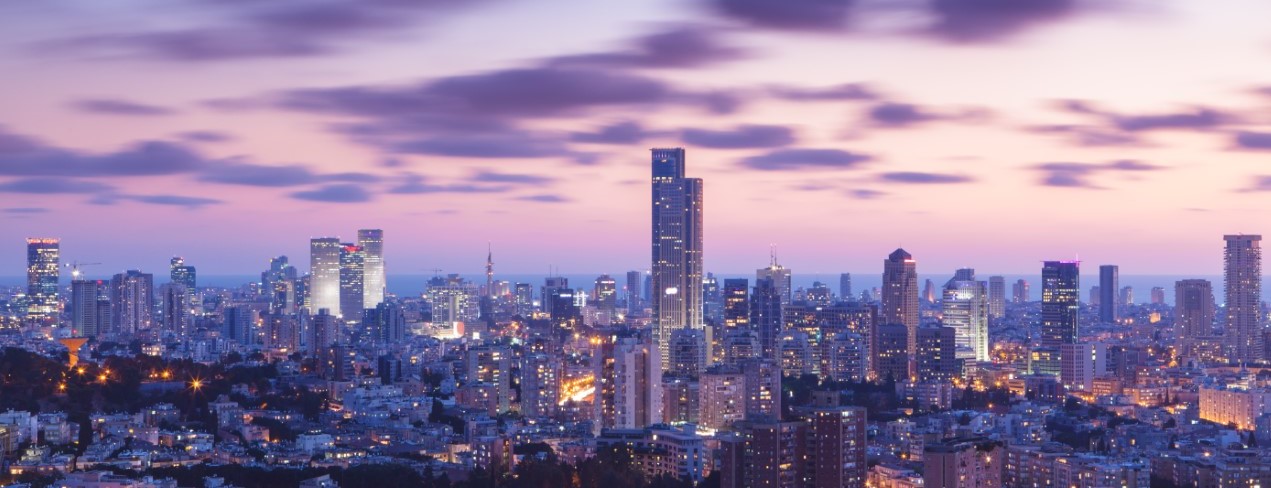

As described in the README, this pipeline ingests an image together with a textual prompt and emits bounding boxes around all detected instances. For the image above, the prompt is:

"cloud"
[927,0,1083,42]
[1241,176,1271,192]
[548,26,748,69]
[571,121,660,145]
[72,98,177,116]
[868,103,940,127]
[681,124,796,149]
[710,0,854,31]
[878,172,975,184]
[1234,131,1271,150]
[388,174,510,194]
[393,133,572,158]
[849,189,886,199]
[470,170,554,185]
[0,178,114,194]
[177,131,234,143]
[1057,100,1234,132]
[514,194,570,203]
[768,83,878,101]
[125,194,221,208]
[0,136,205,177]
[290,183,372,203]
[1032,160,1166,189]
[199,161,318,187]
[1026,124,1143,147]
[3,207,48,214]
[740,148,872,171]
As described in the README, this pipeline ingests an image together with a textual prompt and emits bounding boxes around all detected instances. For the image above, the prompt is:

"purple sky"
[4,0,1271,277]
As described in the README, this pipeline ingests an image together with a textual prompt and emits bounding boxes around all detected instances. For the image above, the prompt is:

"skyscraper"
[625,270,642,314]
[915,325,958,383]
[1037,261,1080,375]
[703,273,722,324]
[309,237,341,315]
[594,335,662,432]
[751,277,783,360]
[594,274,617,312]
[651,148,704,373]
[756,255,792,305]
[1012,279,1030,303]
[723,278,749,329]
[1175,279,1214,342]
[159,283,191,338]
[110,270,154,334]
[70,278,106,337]
[169,256,196,289]
[987,276,1005,319]
[882,248,919,360]
[840,273,853,302]
[357,229,385,309]
[339,243,365,322]
[1098,265,1119,324]
[1225,234,1262,363]
[941,271,989,363]
[25,238,60,321]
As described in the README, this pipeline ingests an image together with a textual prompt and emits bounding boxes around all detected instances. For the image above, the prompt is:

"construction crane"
[64,261,101,279]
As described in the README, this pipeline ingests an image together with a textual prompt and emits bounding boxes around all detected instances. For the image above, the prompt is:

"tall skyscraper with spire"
[357,229,384,309]
[1224,234,1262,363]
[485,243,494,299]
[25,237,60,321]
[756,247,792,305]
[881,248,919,361]
[651,148,704,373]
[309,237,342,315]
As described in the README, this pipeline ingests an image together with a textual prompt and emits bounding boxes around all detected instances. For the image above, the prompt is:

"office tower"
[520,353,561,418]
[1035,261,1079,376]
[651,147,705,374]
[924,439,1004,488]
[428,275,479,333]
[159,283,191,338]
[110,270,154,334]
[1225,234,1263,363]
[625,270,642,314]
[751,277,783,359]
[593,274,617,312]
[224,306,257,346]
[662,377,700,424]
[514,283,533,316]
[668,328,707,378]
[363,302,405,344]
[1099,265,1119,323]
[70,278,106,337]
[310,308,339,350]
[741,359,782,420]
[594,335,662,431]
[827,332,868,383]
[548,288,582,328]
[807,407,868,488]
[263,256,297,314]
[1118,286,1133,309]
[699,366,746,430]
[1060,343,1106,392]
[703,273,722,324]
[1150,286,1166,305]
[941,270,988,363]
[757,255,793,305]
[782,301,877,378]
[1012,279,1030,303]
[356,229,385,308]
[169,256,196,289]
[874,324,909,381]
[777,331,813,377]
[922,279,935,304]
[309,237,341,315]
[840,273,853,301]
[466,345,512,414]
[541,276,568,316]
[1175,279,1215,341]
[1089,286,1101,307]
[723,329,761,366]
[723,279,749,329]
[915,325,958,383]
[882,248,919,361]
[987,276,1005,319]
[338,243,365,322]
[25,238,59,320]
[806,281,832,306]
[262,313,300,350]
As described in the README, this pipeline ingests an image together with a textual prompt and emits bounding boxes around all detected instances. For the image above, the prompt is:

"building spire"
[485,242,494,298]
[770,244,778,267]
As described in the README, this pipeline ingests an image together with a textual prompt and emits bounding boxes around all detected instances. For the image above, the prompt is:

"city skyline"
[6,2,1271,274]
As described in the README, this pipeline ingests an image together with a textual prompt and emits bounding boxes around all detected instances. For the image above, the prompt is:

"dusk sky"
[4,0,1271,277]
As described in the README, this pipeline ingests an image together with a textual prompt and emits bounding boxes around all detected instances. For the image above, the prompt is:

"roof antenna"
[770,244,778,267]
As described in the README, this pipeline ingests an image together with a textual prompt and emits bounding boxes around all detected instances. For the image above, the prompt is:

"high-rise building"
[357,229,385,309]
[924,439,1004,488]
[110,270,154,334]
[922,278,936,304]
[594,335,662,432]
[308,237,342,315]
[520,353,561,419]
[807,407,868,488]
[827,332,868,383]
[703,273,723,324]
[882,248,919,362]
[542,276,568,317]
[987,276,1005,319]
[159,283,191,338]
[169,256,196,290]
[466,344,512,414]
[756,255,792,305]
[70,278,106,337]
[263,256,297,314]
[1175,279,1215,342]
[1150,286,1166,305]
[427,275,479,334]
[915,325,958,383]
[840,273,853,302]
[363,302,405,344]
[1225,234,1263,363]
[25,238,60,320]
[625,270,643,315]
[224,306,258,346]
[1036,261,1080,376]
[338,243,365,322]
[741,359,782,420]
[1012,279,1030,303]
[1098,265,1119,324]
[514,282,533,317]
[723,278,749,329]
[751,277,783,360]
[1119,286,1134,308]
[941,270,988,363]
[1059,343,1105,392]
[874,324,910,381]
[651,147,705,374]
[699,366,746,430]
[594,275,617,312]
[719,407,867,488]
